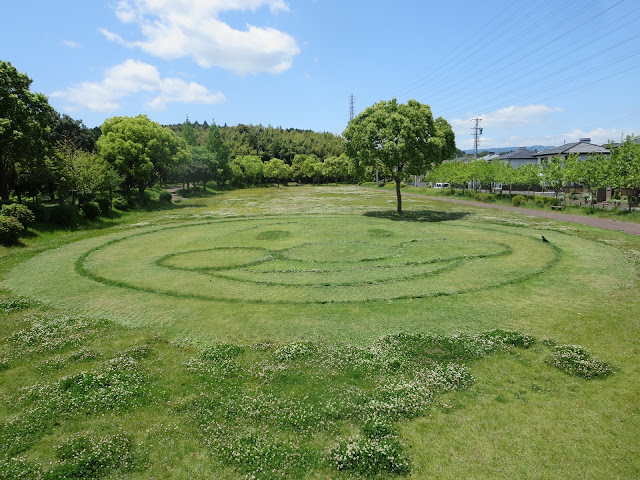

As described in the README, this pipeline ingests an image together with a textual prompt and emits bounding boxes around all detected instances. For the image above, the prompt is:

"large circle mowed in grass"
[7,215,558,310]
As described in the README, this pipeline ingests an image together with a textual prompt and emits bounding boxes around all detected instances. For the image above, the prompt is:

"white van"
[434,182,450,189]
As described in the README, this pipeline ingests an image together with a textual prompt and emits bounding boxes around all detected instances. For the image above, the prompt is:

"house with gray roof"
[498,147,539,168]
[533,138,610,163]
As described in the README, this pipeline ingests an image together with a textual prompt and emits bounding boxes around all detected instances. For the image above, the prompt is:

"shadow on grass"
[363,209,470,223]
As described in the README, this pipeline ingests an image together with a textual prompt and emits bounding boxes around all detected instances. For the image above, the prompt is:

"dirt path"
[164,186,183,202]
[406,193,640,236]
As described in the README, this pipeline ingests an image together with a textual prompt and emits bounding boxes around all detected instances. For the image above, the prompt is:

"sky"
[2,0,640,151]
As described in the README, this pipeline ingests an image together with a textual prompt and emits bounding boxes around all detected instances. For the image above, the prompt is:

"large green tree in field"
[0,61,55,202]
[97,115,189,202]
[344,99,455,213]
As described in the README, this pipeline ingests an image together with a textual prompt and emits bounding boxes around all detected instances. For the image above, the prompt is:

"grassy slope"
[1,185,639,479]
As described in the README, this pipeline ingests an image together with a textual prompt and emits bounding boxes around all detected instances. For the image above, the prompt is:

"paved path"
[409,194,640,236]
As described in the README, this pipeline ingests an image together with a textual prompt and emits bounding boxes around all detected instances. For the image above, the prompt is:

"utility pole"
[472,118,483,159]
[349,94,355,122]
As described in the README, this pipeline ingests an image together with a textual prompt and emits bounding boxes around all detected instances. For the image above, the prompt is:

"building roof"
[499,147,537,161]
[533,138,610,157]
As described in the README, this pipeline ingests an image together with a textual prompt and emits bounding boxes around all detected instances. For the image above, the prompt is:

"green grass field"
[1,185,639,479]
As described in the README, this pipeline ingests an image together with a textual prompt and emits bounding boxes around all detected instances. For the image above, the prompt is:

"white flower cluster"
[328,434,410,475]
[546,344,613,379]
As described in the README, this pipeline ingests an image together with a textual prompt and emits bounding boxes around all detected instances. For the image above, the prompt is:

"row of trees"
[168,121,343,163]
[428,136,640,209]
[1,60,355,210]
[169,119,361,190]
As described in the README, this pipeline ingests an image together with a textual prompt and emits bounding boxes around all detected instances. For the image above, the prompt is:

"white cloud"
[63,40,81,48]
[101,0,300,75]
[452,104,563,131]
[51,59,225,113]
[451,104,564,150]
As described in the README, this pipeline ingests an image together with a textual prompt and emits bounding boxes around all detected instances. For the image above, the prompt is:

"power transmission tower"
[472,118,483,159]
[349,94,355,122]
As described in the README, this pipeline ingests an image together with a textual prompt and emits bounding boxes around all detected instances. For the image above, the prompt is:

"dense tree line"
[428,138,640,210]
[167,121,343,163]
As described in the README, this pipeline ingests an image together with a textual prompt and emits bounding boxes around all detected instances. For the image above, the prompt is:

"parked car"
[434,182,450,189]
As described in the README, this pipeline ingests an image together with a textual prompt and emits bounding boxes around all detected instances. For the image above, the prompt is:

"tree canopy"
[97,115,189,202]
[343,99,455,213]
[0,60,55,202]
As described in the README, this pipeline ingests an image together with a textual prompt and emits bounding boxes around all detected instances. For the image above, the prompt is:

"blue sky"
[3,0,639,150]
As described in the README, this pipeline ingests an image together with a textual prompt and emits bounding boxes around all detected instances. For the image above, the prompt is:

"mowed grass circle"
[7,215,558,307]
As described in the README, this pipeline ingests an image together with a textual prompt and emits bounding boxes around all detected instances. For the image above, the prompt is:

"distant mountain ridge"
[463,145,555,155]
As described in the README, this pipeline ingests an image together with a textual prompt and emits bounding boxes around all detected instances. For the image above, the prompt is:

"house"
[533,138,610,163]
[498,147,539,168]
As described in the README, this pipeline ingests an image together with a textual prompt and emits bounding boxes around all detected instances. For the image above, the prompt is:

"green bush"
[80,201,100,219]
[1,203,35,227]
[512,194,526,206]
[77,193,96,205]
[96,197,112,214]
[48,204,75,226]
[24,202,47,222]
[112,196,129,211]
[0,215,23,243]
[474,192,495,203]
[159,191,173,203]
[534,196,545,206]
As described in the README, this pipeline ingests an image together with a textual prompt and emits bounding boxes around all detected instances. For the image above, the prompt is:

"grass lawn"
[1,185,639,479]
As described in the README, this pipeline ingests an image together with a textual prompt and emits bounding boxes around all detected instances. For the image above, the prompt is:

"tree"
[50,113,96,152]
[0,61,55,202]
[181,118,197,147]
[542,155,574,200]
[205,121,231,186]
[494,162,516,195]
[97,115,189,202]
[573,153,608,206]
[323,154,351,184]
[516,163,542,195]
[234,155,264,185]
[48,140,122,203]
[609,135,640,211]
[263,158,291,186]
[344,99,455,213]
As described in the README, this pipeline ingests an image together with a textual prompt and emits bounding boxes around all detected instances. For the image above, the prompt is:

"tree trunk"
[138,182,147,204]
[394,175,402,214]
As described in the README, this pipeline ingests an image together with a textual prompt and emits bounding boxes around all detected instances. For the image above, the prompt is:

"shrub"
[0,215,24,243]
[77,193,95,205]
[159,191,173,203]
[534,196,546,206]
[474,192,495,203]
[1,203,35,227]
[48,204,75,226]
[80,201,100,219]
[112,196,129,211]
[24,202,47,222]
[512,194,526,206]
[96,197,112,214]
